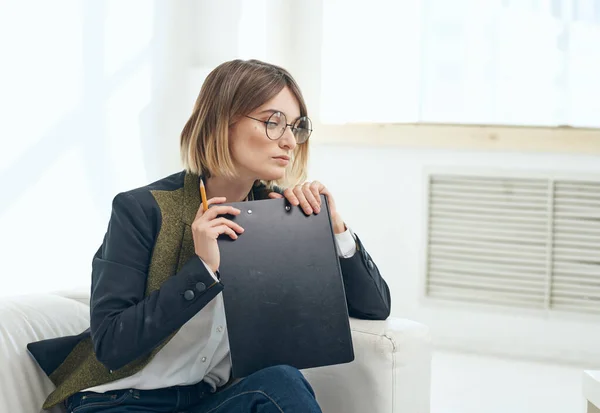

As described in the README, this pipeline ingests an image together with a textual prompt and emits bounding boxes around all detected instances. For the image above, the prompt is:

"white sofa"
[0,290,431,413]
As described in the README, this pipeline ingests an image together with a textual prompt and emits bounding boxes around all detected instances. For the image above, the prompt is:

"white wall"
[309,143,600,366]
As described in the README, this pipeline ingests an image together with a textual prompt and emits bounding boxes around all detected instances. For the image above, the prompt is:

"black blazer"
[29,171,391,378]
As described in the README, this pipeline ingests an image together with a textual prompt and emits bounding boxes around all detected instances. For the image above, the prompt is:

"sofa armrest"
[0,294,90,413]
[51,288,90,307]
[302,317,432,413]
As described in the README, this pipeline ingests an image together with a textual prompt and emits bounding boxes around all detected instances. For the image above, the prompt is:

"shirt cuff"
[335,227,357,258]
[199,258,220,282]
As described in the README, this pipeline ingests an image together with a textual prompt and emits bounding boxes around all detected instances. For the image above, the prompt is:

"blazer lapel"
[177,173,201,271]
[182,172,201,226]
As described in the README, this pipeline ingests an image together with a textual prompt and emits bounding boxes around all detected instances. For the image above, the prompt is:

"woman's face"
[229,86,300,182]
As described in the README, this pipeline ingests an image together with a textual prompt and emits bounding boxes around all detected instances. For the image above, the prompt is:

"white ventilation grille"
[425,173,600,315]
[551,181,600,313]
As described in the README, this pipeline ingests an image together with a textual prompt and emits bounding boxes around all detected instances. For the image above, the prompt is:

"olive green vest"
[42,173,222,409]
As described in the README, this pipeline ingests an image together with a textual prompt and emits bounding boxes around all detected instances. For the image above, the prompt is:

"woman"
[28,59,391,412]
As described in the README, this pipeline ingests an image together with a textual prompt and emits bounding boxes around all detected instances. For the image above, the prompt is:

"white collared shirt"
[85,229,357,393]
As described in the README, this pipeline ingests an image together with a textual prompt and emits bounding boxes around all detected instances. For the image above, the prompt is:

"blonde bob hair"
[180,59,309,188]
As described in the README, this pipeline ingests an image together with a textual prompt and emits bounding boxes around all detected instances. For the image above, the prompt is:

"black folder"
[217,195,354,378]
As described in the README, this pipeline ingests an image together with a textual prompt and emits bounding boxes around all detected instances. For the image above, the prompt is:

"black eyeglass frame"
[245,112,313,144]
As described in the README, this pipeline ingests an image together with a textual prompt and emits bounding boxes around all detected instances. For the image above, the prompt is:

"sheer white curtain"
[0,0,188,296]
[319,0,600,127]
[0,0,295,297]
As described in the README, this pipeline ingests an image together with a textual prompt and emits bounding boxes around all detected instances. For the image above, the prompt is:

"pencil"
[200,178,208,212]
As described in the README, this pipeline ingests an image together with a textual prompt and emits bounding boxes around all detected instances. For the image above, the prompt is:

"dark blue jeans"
[65,365,322,412]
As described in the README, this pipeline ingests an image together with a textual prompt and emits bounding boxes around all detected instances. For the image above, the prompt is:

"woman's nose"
[279,126,297,150]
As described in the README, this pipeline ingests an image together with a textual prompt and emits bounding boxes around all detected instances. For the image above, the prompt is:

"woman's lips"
[272,156,290,166]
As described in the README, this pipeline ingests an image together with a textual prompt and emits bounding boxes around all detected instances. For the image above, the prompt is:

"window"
[320,0,600,127]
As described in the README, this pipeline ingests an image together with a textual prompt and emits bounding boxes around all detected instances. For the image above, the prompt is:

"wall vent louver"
[425,173,600,315]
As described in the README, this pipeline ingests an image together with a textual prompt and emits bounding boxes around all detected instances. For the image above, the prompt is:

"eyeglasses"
[245,112,312,144]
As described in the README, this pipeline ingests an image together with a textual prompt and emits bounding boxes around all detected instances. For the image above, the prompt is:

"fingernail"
[307,208,313,214]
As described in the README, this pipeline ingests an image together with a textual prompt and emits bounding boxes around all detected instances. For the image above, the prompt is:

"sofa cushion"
[0,294,89,413]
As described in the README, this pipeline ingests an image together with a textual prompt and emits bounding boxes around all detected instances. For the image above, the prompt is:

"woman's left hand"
[268,181,346,234]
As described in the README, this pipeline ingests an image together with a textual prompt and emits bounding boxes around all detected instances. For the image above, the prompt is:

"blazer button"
[184,290,195,301]
[196,282,206,292]
[367,260,374,270]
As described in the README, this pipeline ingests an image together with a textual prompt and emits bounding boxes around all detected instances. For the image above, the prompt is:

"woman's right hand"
[191,197,244,273]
